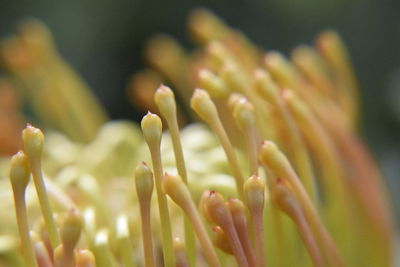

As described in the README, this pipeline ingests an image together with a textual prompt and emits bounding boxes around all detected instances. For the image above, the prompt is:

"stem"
[33,241,52,267]
[62,246,75,267]
[291,208,323,267]
[232,214,256,266]
[277,99,317,203]
[14,193,38,267]
[167,113,196,267]
[184,205,220,267]
[224,223,248,267]
[243,125,259,176]
[286,166,343,267]
[139,202,156,267]
[149,147,176,267]
[212,119,244,199]
[252,212,266,267]
[30,160,61,248]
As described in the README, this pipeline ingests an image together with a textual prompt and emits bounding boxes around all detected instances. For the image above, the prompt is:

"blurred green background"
[1,0,399,222]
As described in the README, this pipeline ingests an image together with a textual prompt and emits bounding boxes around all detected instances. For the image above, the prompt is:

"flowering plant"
[0,9,394,267]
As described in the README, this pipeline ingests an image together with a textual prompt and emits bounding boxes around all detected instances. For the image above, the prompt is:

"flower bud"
[9,151,30,194]
[134,162,154,203]
[154,85,177,122]
[141,112,162,150]
[190,89,218,125]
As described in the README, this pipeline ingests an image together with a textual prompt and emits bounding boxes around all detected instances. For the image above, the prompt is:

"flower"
[0,8,394,267]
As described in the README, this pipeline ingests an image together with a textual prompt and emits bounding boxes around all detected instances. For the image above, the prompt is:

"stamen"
[188,9,229,44]
[145,35,191,103]
[265,49,349,131]
[260,140,344,267]
[254,70,317,202]
[220,62,272,139]
[204,191,248,267]
[244,174,266,267]
[199,190,213,223]
[264,51,303,91]
[191,89,244,199]
[211,226,232,254]
[232,98,259,175]
[227,198,256,266]
[162,173,220,267]
[9,151,38,267]
[315,30,359,125]
[22,124,61,248]
[291,45,335,99]
[135,162,156,267]
[75,249,96,267]
[198,69,229,99]
[272,179,323,267]
[33,239,52,267]
[205,41,233,70]
[154,85,196,266]
[58,208,82,267]
[141,113,176,267]
[282,89,354,265]
[227,93,245,111]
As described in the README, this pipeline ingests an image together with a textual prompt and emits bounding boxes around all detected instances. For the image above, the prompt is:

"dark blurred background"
[1,0,399,221]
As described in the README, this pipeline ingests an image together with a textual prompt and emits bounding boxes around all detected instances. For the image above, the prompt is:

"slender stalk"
[139,201,155,267]
[204,192,248,267]
[23,125,61,248]
[59,209,82,267]
[283,90,354,265]
[33,241,52,267]
[191,89,244,199]
[244,175,266,267]
[141,113,176,267]
[273,179,323,267]
[9,151,38,267]
[316,30,359,126]
[227,198,256,267]
[155,85,196,266]
[264,170,286,267]
[162,173,220,267]
[232,97,259,176]
[260,141,344,267]
[254,70,316,203]
[291,45,336,99]
[14,194,38,267]
[220,62,272,139]
[135,163,156,267]
[252,212,265,267]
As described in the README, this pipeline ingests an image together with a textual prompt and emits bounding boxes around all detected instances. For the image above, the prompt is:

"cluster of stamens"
[1,8,394,267]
